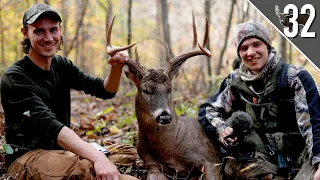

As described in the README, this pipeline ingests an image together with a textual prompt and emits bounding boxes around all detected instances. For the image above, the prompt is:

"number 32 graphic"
[283,4,315,38]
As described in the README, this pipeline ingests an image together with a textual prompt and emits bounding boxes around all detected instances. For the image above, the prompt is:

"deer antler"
[165,11,211,75]
[106,15,137,56]
[126,47,148,77]
[106,15,147,76]
[275,5,282,17]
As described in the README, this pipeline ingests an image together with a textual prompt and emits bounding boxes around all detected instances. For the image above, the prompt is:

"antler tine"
[275,5,282,17]
[135,46,140,62]
[165,44,171,63]
[166,13,211,73]
[192,11,198,49]
[126,59,147,77]
[106,15,137,56]
[124,46,147,77]
[198,17,211,57]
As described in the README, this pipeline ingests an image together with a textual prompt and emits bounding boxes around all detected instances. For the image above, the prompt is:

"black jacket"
[1,55,116,165]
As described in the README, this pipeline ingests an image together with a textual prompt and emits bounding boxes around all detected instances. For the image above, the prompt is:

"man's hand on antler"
[108,48,129,68]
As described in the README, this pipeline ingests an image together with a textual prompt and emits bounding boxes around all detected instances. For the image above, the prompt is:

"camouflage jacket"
[198,63,320,166]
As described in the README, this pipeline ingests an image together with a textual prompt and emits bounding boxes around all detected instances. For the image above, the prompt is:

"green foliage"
[125,90,137,97]
[86,120,108,136]
[94,107,114,119]
[86,107,115,136]
[117,113,136,128]
[121,131,138,145]
[207,75,225,98]
[174,102,198,118]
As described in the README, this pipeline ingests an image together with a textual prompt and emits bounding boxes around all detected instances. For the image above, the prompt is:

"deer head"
[106,13,211,125]
[275,5,289,25]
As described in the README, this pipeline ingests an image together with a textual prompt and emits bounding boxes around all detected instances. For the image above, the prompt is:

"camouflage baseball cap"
[234,20,271,58]
[23,4,61,26]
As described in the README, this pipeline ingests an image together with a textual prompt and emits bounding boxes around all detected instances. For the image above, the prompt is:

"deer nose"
[156,111,172,124]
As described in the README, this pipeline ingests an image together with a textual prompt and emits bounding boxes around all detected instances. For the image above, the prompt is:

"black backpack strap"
[277,62,289,94]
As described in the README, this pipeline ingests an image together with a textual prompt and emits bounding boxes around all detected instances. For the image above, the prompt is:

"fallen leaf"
[80,114,95,130]
[109,125,120,135]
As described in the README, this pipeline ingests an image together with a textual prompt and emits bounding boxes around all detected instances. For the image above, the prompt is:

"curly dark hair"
[21,25,64,54]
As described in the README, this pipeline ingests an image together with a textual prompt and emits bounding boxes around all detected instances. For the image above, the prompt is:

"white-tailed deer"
[275,5,309,32]
[106,13,221,179]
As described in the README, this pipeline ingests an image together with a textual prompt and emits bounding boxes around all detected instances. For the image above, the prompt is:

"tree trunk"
[279,35,287,62]
[79,0,86,71]
[204,0,213,90]
[14,1,21,61]
[65,0,88,56]
[156,0,165,65]
[75,0,80,64]
[215,0,235,75]
[160,0,173,59]
[241,0,249,22]
[127,0,133,58]
[0,1,5,69]
[62,0,68,57]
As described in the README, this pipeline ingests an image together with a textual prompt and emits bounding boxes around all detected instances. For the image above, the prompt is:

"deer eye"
[142,89,151,95]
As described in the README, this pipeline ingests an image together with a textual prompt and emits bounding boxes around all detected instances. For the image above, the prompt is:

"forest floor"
[0,89,205,179]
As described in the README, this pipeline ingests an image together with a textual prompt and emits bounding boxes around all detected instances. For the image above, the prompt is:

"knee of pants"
[7,150,95,179]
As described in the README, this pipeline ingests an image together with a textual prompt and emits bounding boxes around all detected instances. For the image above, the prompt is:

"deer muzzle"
[156,111,172,124]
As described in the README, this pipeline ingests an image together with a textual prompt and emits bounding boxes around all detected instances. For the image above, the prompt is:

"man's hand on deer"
[108,48,129,68]
[93,156,120,180]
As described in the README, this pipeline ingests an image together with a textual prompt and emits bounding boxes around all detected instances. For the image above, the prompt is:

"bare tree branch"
[127,0,133,58]
[65,0,89,56]
[215,0,236,75]
[97,0,107,10]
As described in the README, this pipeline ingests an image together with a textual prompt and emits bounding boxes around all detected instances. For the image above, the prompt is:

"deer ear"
[169,68,180,80]
[168,61,185,80]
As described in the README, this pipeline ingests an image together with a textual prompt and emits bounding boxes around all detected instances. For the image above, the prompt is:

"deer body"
[135,87,220,179]
[127,67,221,179]
[106,13,221,179]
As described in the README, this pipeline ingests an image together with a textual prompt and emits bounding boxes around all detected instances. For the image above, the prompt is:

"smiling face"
[21,17,61,59]
[238,37,269,75]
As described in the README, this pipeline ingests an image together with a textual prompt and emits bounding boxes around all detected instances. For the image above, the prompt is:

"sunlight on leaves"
[94,107,114,119]
[125,90,137,97]
[117,113,136,128]
[86,130,95,136]
[93,121,107,131]
[109,125,120,135]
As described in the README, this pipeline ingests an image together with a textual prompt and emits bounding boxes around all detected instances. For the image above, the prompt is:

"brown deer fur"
[126,68,221,179]
[105,13,221,180]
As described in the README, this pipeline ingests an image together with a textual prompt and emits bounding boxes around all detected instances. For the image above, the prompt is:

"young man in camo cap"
[1,4,137,180]
[198,20,320,179]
